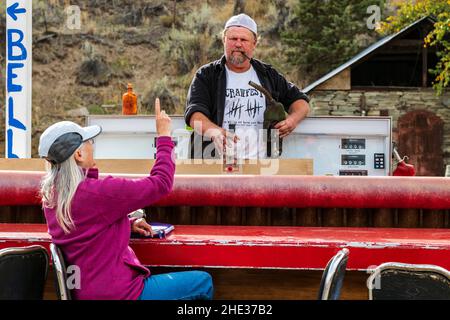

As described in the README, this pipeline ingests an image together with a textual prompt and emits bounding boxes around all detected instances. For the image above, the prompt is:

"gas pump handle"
[393,148,409,163]
[393,148,402,162]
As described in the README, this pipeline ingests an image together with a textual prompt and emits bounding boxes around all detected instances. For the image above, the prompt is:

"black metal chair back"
[367,263,450,300]
[0,245,49,300]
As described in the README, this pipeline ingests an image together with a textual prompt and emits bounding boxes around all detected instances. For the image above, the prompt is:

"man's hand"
[273,99,310,138]
[273,115,298,138]
[206,128,239,157]
[132,218,154,237]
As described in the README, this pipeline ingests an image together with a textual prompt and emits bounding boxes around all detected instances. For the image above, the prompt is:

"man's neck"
[225,61,252,73]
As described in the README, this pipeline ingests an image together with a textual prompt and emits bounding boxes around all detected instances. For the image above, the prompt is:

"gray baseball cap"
[224,13,257,35]
[38,121,102,164]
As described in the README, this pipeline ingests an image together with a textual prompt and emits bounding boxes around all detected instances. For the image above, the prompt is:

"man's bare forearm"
[288,99,310,125]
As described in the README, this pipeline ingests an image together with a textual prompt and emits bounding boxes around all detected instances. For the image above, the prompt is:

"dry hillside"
[0,0,399,157]
[1,0,301,157]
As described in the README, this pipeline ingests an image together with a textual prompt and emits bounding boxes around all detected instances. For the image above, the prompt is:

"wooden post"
[422,209,445,228]
[322,208,344,227]
[172,206,192,225]
[245,207,268,226]
[346,208,369,227]
[398,208,420,228]
[295,208,318,227]
[21,206,45,223]
[270,207,293,226]
[221,207,242,225]
[147,207,170,224]
[0,207,16,223]
[193,206,218,225]
[446,210,450,228]
[372,208,395,227]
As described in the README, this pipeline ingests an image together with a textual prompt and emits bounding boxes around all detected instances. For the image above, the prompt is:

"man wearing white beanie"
[185,13,310,159]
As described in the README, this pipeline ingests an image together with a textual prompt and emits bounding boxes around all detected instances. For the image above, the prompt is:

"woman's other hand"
[132,218,154,237]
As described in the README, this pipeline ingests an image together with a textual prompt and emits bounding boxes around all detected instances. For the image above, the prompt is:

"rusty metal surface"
[398,110,444,176]
[1,171,449,209]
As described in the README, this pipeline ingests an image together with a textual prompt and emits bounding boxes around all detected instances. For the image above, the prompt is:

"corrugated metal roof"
[302,16,436,93]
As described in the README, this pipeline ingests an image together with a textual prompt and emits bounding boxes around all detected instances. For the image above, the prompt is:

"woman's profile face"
[75,140,96,169]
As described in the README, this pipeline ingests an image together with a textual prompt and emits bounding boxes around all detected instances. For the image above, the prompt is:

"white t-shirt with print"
[222,65,267,159]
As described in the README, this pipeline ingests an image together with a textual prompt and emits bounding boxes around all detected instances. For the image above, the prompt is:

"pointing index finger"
[155,98,160,116]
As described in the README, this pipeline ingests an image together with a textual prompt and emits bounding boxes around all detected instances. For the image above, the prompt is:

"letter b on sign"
[7,29,27,60]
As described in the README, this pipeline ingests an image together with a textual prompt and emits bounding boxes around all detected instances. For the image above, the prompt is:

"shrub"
[159,4,223,75]
[142,76,179,114]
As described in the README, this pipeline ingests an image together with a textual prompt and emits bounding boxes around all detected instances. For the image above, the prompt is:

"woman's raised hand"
[155,98,171,137]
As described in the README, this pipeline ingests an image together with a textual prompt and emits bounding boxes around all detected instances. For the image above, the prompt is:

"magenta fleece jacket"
[44,136,175,300]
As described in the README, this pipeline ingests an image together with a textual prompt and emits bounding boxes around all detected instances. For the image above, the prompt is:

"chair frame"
[319,248,349,300]
[50,243,72,300]
[367,262,450,300]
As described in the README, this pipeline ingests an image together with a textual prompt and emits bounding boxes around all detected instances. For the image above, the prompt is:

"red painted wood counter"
[1,224,449,271]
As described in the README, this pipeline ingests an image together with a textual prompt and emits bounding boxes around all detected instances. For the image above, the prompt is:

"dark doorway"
[397,110,444,176]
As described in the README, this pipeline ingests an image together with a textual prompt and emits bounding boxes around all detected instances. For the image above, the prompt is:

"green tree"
[379,0,450,95]
[282,0,385,82]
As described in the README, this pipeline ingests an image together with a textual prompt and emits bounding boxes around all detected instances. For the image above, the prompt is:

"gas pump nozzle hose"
[248,81,287,157]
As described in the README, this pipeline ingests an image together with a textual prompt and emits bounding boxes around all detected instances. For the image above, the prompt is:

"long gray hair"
[40,153,86,234]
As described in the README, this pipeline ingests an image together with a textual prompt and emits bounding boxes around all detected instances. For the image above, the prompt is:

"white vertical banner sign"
[5,0,32,158]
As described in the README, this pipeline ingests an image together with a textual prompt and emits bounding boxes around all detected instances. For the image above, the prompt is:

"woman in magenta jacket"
[38,99,213,300]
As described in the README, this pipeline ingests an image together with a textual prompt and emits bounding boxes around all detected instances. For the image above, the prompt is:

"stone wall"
[308,88,450,169]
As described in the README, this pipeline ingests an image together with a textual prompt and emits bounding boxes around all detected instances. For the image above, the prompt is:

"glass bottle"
[122,83,137,115]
